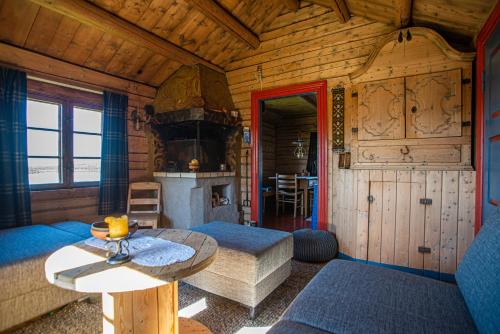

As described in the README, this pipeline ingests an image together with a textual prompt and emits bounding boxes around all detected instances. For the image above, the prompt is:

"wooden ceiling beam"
[395,0,413,28]
[308,0,350,23]
[29,0,225,73]
[185,0,260,49]
[0,42,156,98]
[283,0,300,12]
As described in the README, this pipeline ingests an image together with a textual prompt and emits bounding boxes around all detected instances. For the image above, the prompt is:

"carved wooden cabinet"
[352,69,471,169]
[406,69,462,139]
[358,78,405,140]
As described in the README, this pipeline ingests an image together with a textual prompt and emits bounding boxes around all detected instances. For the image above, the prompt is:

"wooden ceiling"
[0,0,496,88]
[264,94,317,118]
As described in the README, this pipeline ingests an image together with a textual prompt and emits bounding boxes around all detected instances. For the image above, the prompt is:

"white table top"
[45,229,217,293]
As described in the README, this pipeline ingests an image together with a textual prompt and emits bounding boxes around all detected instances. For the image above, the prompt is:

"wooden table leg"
[102,282,212,334]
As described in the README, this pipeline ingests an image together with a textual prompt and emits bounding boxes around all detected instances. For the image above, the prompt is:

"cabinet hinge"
[461,78,471,84]
[351,91,358,97]
[420,198,432,205]
[418,246,431,254]
[462,121,471,127]
[352,127,358,133]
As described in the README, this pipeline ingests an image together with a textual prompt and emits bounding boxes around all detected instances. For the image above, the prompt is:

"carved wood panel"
[357,78,405,140]
[406,69,462,138]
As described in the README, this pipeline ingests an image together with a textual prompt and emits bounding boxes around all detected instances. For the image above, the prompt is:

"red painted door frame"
[475,1,499,234]
[250,80,328,230]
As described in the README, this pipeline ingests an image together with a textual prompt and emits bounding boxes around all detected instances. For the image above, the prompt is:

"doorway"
[250,81,328,230]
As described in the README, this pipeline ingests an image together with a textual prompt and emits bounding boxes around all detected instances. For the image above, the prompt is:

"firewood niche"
[146,64,241,173]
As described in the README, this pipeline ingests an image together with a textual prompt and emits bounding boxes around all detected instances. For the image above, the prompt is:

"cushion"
[50,221,92,239]
[281,260,477,334]
[0,225,84,267]
[268,320,331,334]
[191,221,291,256]
[455,208,500,334]
[292,229,337,262]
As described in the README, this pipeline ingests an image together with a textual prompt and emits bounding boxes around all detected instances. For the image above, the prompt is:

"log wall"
[275,114,317,175]
[30,92,153,225]
[0,47,156,225]
[226,8,476,275]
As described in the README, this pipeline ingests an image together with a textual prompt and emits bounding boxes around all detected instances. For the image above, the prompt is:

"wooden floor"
[261,203,311,232]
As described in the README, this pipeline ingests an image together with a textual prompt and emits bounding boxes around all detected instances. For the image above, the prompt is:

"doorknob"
[411,106,417,113]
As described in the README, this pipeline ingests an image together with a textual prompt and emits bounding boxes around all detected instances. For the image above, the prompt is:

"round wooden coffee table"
[45,229,217,334]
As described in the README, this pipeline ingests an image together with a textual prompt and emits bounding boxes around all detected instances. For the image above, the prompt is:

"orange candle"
[107,216,129,238]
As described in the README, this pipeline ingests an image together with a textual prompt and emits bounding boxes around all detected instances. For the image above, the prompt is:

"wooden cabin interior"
[0,0,499,333]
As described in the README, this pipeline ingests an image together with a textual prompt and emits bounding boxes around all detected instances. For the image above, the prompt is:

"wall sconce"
[130,107,144,131]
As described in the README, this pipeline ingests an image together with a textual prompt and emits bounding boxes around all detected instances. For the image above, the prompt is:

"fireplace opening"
[159,120,231,172]
[212,184,230,208]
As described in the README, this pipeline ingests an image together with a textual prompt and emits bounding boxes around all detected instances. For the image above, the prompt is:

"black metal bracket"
[418,246,431,254]
[352,127,358,133]
[351,91,358,97]
[462,121,471,127]
[462,78,471,84]
[420,198,432,205]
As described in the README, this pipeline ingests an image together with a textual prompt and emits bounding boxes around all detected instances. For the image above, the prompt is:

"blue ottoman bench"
[184,221,293,318]
[0,221,91,331]
[269,212,500,333]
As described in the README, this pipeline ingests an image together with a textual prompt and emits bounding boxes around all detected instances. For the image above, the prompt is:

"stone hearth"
[154,172,239,229]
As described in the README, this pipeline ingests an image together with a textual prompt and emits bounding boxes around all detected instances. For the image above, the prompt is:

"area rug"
[11,261,323,334]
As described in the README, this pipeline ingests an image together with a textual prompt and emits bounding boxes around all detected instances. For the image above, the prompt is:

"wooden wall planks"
[332,169,475,275]
[226,6,476,275]
[17,62,155,225]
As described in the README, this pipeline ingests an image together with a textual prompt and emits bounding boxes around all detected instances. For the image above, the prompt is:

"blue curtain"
[98,92,129,215]
[0,67,31,229]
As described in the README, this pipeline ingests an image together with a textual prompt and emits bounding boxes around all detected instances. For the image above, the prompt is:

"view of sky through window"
[27,100,102,185]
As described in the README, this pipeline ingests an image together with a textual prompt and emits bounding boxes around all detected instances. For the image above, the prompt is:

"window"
[27,100,62,185]
[73,107,102,182]
[27,81,103,189]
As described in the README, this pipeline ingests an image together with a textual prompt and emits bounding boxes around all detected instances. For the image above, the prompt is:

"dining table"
[268,175,318,217]
[45,229,218,334]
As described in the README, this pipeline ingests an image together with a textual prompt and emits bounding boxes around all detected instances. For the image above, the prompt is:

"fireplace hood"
[147,64,241,173]
[151,64,238,125]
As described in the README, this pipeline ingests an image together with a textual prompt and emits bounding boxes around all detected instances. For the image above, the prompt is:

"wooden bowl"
[91,221,139,240]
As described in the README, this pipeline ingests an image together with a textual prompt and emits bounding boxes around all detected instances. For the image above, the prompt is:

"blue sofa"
[269,213,500,334]
[0,221,92,331]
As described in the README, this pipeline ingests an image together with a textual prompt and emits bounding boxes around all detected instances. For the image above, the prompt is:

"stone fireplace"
[148,64,241,228]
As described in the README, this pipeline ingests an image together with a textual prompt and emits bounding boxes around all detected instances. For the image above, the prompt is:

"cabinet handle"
[411,106,417,113]
[418,246,431,253]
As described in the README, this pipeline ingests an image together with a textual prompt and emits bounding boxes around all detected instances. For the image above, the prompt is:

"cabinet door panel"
[357,144,461,163]
[358,78,405,140]
[406,69,462,138]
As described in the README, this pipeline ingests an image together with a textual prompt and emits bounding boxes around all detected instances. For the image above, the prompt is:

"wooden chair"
[275,174,304,218]
[127,182,161,229]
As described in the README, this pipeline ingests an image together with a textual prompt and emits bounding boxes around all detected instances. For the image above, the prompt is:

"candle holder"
[105,234,131,265]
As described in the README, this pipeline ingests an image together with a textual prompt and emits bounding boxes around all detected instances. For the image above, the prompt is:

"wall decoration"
[243,127,251,144]
[332,87,345,152]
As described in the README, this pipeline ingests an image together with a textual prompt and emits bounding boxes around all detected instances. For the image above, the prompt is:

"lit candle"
[108,215,129,238]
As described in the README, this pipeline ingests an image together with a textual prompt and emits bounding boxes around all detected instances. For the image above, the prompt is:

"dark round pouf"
[292,228,338,263]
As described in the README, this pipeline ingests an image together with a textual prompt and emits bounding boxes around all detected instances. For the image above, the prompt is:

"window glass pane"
[27,100,59,130]
[74,107,102,133]
[28,158,60,184]
[74,133,101,157]
[27,129,59,156]
[74,159,100,182]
